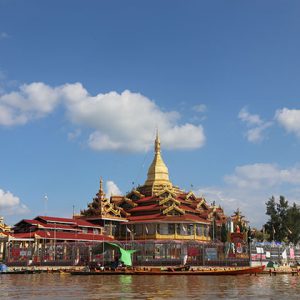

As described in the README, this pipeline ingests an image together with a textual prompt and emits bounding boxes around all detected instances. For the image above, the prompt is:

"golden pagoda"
[137,130,182,196]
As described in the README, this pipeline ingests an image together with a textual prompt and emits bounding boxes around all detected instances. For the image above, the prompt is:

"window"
[196,224,204,236]
[187,224,194,235]
[82,228,88,234]
[158,224,168,235]
[177,224,189,235]
[93,228,99,234]
[135,224,143,235]
[168,224,175,234]
[144,224,156,235]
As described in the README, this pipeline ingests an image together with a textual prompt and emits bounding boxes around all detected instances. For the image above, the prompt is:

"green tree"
[264,195,300,243]
[276,195,289,241]
[286,203,300,244]
[265,196,280,241]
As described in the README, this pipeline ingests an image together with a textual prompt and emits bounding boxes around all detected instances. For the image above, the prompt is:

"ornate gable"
[159,194,180,206]
[127,189,144,201]
[155,186,177,199]
[185,191,197,201]
[81,178,124,219]
[195,198,209,210]
[163,203,185,215]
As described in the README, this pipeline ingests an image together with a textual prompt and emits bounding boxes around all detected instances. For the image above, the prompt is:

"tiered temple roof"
[81,178,127,222]
[111,131,227,226]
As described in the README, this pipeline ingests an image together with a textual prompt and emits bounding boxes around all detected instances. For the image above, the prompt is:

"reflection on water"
[0,274,300,299]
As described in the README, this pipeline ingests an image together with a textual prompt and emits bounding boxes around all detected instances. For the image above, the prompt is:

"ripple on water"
[0,274,300,299]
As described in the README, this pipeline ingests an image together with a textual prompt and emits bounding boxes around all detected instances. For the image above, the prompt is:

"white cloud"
[0,82,206,151]
[195,163,300,227]
[0,82,61,126]
[275,108,300,137]
[246,122,272,143]
[238,107,272,143]
[193,104,207,113]
[225,163,300,189]
[106,181,122,197]
[0,188,29,215]
[238,107,262,126]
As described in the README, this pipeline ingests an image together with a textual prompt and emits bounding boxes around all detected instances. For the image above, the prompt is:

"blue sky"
[1,0,300,227]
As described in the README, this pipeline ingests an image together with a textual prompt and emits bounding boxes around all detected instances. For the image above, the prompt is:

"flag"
[46,231,51,237]
[145,225,149,234]
[256,247,264,254]
[282,250,287,259]
[126,227,131,233]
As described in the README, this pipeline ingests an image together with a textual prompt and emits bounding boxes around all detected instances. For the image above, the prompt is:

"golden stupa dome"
[144,131,172,188]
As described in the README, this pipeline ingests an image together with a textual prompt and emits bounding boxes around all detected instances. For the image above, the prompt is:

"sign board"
[205,248,218,260]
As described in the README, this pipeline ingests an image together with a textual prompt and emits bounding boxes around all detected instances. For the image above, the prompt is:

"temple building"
[3,216,113,265]
[113,132,227,243]
[98,132,227,265]
[80,177,128,237]
[2,133,235,266]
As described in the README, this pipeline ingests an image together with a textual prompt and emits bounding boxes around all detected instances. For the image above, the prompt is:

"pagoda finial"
[155,128,161,153]
[98,177,105,200]
[144,130,172,190]
[100,177,103,191]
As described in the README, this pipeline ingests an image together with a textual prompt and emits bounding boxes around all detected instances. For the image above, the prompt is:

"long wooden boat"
[133,265,265,275]
[71,265,265,276]
[0,270,41,275]
[71,270,133,275]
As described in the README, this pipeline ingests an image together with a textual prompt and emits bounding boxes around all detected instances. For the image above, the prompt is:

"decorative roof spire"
[155,128,161,153]
[144,130,172,188]
[98,177,105,200]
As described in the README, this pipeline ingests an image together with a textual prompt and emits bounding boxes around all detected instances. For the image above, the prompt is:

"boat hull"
[70,266,265,276]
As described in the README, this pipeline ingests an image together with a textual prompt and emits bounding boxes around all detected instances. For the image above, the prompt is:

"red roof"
[9,232,35,239]
[16,219,80,231]
[135,196,156,203]
[128,213,162,222]
[74,219,102,228]
[179,205,197,213]
[36,216,77,224]
[14,219,41,227]
[10,230,114,242]
[15,217,101,231]
[128,204,161,213]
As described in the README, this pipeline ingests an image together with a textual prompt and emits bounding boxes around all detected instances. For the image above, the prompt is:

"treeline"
[264,196,300,244]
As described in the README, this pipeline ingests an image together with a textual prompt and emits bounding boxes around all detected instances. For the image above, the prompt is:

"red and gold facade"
[111,131,227,242]
[3,133,231,265]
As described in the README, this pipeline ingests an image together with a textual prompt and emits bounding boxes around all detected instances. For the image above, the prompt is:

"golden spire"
[155,128,160,153]
[144,130,172,188]
[98,177,105,200]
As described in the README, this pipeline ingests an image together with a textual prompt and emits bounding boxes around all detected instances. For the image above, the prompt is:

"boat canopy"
[92,242,137,267]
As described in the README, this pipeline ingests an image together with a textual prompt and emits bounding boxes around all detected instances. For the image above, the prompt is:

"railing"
[118,233,211,241]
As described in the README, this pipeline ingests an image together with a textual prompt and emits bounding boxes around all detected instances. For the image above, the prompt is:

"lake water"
[0,273,299,299]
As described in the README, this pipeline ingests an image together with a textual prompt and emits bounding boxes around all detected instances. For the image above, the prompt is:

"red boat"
[71,265,265,276]
[132,265,265,276]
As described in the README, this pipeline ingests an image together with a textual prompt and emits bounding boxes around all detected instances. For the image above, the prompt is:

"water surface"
[1,274,299,299]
